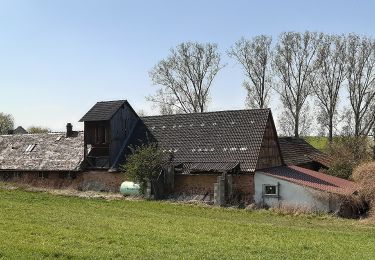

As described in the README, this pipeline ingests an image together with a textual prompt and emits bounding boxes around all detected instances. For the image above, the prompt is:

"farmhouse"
[0,100,356,213]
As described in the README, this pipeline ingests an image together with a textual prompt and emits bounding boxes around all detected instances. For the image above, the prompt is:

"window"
[95,127,106,144]
[38,172,49,179]
[263,184,278,196]
[25,144,37,153]
[13,172,23,178]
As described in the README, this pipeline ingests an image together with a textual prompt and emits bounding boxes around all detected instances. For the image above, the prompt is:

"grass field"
[1,188,375,259]
[304,136,329,151]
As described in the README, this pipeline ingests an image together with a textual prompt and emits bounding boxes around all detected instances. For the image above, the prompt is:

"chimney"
[66,123,73,137]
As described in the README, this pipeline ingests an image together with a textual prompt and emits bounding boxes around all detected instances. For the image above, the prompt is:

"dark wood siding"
[255,114,283,170]
[109,104,139,166]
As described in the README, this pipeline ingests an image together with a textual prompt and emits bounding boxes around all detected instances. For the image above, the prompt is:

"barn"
[0,100,357,213]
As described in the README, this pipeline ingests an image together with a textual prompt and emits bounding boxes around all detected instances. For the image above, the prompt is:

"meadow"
[0,188,375,259]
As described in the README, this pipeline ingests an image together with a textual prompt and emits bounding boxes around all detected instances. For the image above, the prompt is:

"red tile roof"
[260,166,357,195]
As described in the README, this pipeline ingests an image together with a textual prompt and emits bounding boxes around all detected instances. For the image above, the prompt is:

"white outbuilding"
[254,166,357,213]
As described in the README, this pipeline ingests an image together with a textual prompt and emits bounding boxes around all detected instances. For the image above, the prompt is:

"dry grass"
[352,162,375,218]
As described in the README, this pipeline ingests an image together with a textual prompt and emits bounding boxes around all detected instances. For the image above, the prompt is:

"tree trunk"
[355,113,360,137]
[328,115,333,143]
[294,113,299,138]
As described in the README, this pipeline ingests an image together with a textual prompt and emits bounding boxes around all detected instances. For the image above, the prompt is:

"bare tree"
[278,104,312,137]
[312,34,347,142]
[148,42,223,114]
[228,35,272,108]
[273,31,322,137]
[346,34,375,137]
[0,112,14,135]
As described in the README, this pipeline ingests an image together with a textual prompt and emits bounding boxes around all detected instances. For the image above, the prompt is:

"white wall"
[254,172,341,213]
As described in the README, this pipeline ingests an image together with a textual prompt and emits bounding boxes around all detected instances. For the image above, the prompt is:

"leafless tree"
[278,104,313,137]
[346,34,375,137]
[273,31,322,137]
[228,35,272,108]
[312,34,347,142]
[148,42,223,114]
[0,112,14,135]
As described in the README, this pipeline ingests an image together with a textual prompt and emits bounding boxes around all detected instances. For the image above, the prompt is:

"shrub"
[121,144,165,195]
[352,162,375,217]
[324,136,372,179]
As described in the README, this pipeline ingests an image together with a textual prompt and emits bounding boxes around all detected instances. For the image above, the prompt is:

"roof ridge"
[97,99,127,103]
[141,108,271,119]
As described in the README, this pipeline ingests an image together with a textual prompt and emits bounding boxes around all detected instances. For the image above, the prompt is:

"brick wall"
[232,174,254,204]
[0,171,255,202]
[0,171,124,192]
[173,173,254,204]
[174,174,218,196]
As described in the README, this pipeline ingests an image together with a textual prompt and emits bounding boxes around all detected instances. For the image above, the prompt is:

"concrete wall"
[254,172,341,213]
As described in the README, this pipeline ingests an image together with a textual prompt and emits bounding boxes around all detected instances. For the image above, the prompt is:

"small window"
[59,173,67,179]
[25,144,37,153]
[95,127,106,144]
[13,172,23,178]
[264,184,278,196]
[38,172,49,179]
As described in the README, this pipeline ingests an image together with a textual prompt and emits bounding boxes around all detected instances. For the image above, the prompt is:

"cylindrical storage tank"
[120,181,140,196]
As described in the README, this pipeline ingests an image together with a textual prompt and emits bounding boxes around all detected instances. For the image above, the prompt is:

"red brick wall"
[174,174,218,195]
[173,173,254,203]
[232,174,254,204]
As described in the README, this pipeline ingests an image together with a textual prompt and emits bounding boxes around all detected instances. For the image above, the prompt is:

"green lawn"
[0,189,375,259]
[304,136,329,151]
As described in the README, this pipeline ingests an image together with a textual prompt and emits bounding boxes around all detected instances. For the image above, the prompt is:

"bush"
[351,162,375,218]
[352,162,375,203]
[121,144,165,195]
[324,136,372,179]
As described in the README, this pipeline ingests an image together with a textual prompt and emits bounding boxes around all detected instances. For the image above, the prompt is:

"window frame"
[263,184,279,197]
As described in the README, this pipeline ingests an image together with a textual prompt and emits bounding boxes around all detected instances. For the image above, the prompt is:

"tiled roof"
[0,133,84,171]
[260,166,357,195]
[13,126,28,134]
[79,100,127,122]
[139,109,271,172]
[278,137,332,167]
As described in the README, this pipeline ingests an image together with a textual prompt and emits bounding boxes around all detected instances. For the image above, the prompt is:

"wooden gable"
[255,112,283,170]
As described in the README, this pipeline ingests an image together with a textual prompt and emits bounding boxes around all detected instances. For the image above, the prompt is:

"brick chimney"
[66,123,73,137]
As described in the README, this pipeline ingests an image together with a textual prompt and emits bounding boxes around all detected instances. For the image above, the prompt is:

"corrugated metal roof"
[260,166,357,195]
[179,162,240,174]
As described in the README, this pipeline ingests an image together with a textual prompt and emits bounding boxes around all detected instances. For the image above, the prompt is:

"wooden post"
[214,175,225,206]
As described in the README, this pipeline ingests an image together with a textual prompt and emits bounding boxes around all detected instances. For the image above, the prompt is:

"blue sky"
[0,0,374,131]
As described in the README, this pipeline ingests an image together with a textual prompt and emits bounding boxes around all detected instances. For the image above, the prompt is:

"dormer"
[79,100,139,170]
